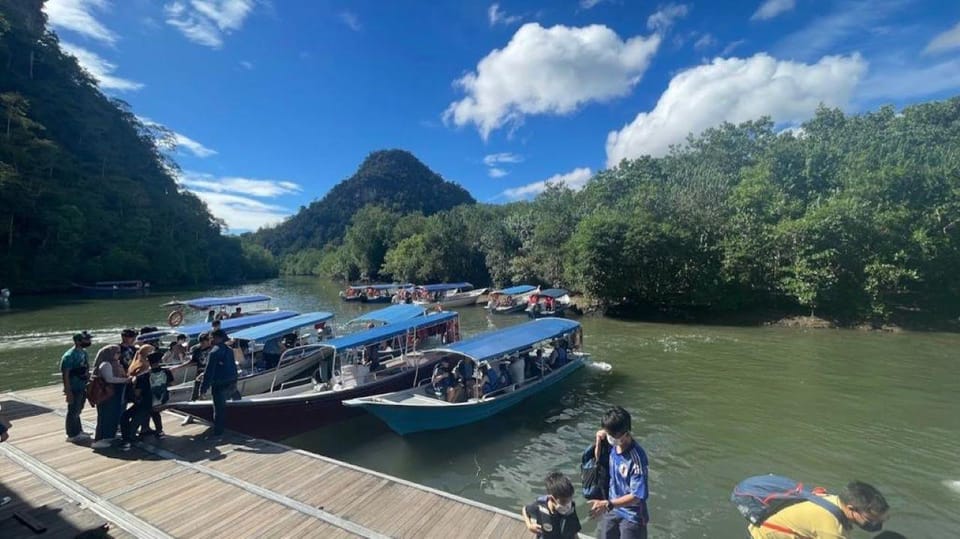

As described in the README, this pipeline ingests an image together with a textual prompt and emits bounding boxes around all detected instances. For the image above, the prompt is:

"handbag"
[86,376,114,406]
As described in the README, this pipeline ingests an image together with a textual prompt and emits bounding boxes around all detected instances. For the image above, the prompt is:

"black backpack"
[581,441,611,500]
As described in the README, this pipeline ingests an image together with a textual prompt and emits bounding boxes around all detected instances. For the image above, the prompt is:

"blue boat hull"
[356,356,585,435]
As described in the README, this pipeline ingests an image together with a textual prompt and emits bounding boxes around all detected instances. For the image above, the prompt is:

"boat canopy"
[348,304,426,326]
[323,311,457,352]
[533,288,568,299]
[229,312,334,342]
[365,283,412,291]
[137,310,299,342]
[162,294,272,309]
[429,318,579,362]
[417,282,473,293]
[493,285,537,296]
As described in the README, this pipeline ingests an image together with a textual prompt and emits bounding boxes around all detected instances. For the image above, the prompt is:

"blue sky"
[43,0,960,232]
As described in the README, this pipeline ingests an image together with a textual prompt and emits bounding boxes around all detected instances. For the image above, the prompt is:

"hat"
[121,328,137,338]
[73,331,92,343]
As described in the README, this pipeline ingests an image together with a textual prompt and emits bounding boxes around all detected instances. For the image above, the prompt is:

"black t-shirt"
[189,345,210,368]
[524,497,581,539]
[119,343,136,370]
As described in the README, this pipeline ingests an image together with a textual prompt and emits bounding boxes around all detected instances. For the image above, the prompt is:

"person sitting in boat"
[430,358,456,400]
[527,348,548,378]
[497,361,513,388]
[215,307,229,321]
[361,343,383,373]
[162,334,189,364]
[476,362,500,397]
[229,306,243,319]
[549,340,569,368]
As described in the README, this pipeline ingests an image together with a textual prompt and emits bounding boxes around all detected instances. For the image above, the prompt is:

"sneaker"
[91,439,113,449]
[155,430,165,439]
[118,441,131,451]
[0,496,11,507]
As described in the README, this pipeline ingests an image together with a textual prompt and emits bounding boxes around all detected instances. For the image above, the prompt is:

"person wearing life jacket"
[589,406,649,539]
[521,472,582,539]
[747,481,889,539]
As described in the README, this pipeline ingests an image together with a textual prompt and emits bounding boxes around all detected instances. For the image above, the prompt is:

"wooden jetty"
[0,385,535,538]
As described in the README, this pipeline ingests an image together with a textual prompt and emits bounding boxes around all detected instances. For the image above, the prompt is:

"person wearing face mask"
[589,406,649,539]
[747,481,890,538]
[61,331,93,442]
[522,472,582,539]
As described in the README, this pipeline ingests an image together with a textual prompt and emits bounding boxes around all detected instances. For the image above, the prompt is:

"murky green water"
[1,277,956,538]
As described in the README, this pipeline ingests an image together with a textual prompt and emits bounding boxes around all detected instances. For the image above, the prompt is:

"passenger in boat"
[527,349,547,378]
[230,306,243,319]
[201,329,239,439]
[119,328,138,371]
[430,358,456,400]
[549,340,569,368]
[522,471,581,539]
[211,319,222,332]
[162,334,189,364]
[206,309,216,323]
[498,362,513,388]
[590,407,649,539]
[91,345,134,449]
[61,331,92,443]
[477,362,500,397]
[215,307,229,321]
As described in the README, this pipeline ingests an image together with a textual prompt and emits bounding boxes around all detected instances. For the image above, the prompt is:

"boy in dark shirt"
[119,351,172,449]
[522,472,582,539]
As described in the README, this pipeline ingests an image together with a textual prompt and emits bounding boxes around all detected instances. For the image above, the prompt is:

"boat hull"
[526,307,567,319]
[170,362,438,440]
[490,303,527,315]
[350,356,585,435]
[363,295,394,304]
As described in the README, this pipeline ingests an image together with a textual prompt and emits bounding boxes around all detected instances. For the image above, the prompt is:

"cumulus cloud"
[751,0,795,21]
[647,3,689,33]
[60,42,143,91]
[924,22,960,55]
[445,23,660,139]
[605,53,867,167]
[340,11,361,31]
[501,167,592,200]
[44,0,117,44]
[488,3,522,26]
[164,0,256,48]
[176,171,301,231]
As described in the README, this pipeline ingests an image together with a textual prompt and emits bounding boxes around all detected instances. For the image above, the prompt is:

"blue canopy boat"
[137,310,299,344]
[340,283,412,303]
[172,311,462,440]
[487,284,538,315]
[161,294,275,326]
[343,318,587,435]
[345,303,427,329]
[410,282,487,308]
[525,288,572,319]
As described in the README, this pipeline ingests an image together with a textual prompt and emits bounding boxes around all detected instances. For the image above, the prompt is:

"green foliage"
[0,1,276,291]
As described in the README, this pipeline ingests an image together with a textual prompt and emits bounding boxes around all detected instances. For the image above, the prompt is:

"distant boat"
[339,283,412,303]
[410,282,488,308]
[344,318,587,435]
[487,285,538,315]
[74,280,150,295]
[525,288,572,319]
[162,294,277,326]
[171,311,462,440]
[137,310,300,346]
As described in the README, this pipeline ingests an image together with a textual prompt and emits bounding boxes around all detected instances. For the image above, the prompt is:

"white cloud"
[579,0,607,8]
[605,53,867,167]
[60,42,143,91]
[858,57,960,101]
[44,0,117,45]
[445,23,660,139]
[720,39,746,56]
[751,0,795,21]
[647,3,689,33]
[693,33,716,51]
[488,167,509,178]
[139,117,217,158]
[483,152,524,166]
[340,11,361,31]
[924,22,960,55]
[178,171,301,197]
[775,0,904,60]
[502,167,593,200]
[239,60,254,70]
[176,171,301,231]
[488,3,522,26]
[164,0,256,48]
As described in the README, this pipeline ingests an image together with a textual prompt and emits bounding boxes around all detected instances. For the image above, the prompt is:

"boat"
[342,303,427,331]
[486,285,539,314]
[525,288,572,319]
[343,318,587,435]
[171,311,462,440]
[339,284,366,302]
[161,294,276,327]
[362,283,413,303]
[74,280,150,295]
[411,283,488,308]
[136,310,299,346]
[166,311,335,403]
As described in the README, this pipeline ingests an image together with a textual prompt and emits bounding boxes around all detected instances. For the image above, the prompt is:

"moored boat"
[411,283,487,308]
[74,280,150,295]
[342,303,427,331]
[486,284,538,314]
[343,318,586,435]
[171,311,462,440]
[525,288,571,319]
[137,310,299,346]
[361,283,413,303]
[162,294,276,327]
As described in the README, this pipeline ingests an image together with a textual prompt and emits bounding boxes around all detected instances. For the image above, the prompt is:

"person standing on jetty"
[119,328,138,371]
[589,406,649,539]
[60,331,92,442]
[201,329,238,439]
[90,345,134,449]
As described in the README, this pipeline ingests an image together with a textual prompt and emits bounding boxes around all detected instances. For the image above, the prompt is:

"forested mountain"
[0,0,276,292]
[250,149,475,255]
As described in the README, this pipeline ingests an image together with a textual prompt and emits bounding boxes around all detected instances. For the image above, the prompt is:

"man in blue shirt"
[60,331,92,442]
[200,329,238,438]
[589,406,649,539]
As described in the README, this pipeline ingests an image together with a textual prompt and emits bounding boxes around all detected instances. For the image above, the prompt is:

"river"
[0,277,956,538]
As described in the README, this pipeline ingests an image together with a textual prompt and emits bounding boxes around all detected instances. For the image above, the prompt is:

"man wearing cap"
[119,329,138,371]
[200,329,238,438]
[60,332,92,442]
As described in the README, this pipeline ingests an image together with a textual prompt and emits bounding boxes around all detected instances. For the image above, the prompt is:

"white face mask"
[555,501,574,515]
[606,434,619,447]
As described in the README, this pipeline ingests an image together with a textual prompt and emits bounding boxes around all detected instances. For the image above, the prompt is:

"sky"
[41,0,960,232]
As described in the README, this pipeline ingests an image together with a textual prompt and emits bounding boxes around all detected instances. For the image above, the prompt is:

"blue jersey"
[608,439,649,524]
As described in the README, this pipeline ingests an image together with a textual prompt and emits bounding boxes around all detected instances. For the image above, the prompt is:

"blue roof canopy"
[324,311,457,351]
[163,294,272,309]
[534,288,569,299]
[494,285,537,296]
[433,318,580,362]
[349,304,426,325]
[417,282,473,292]
[137,310,299,342]
[229,312,334,342]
